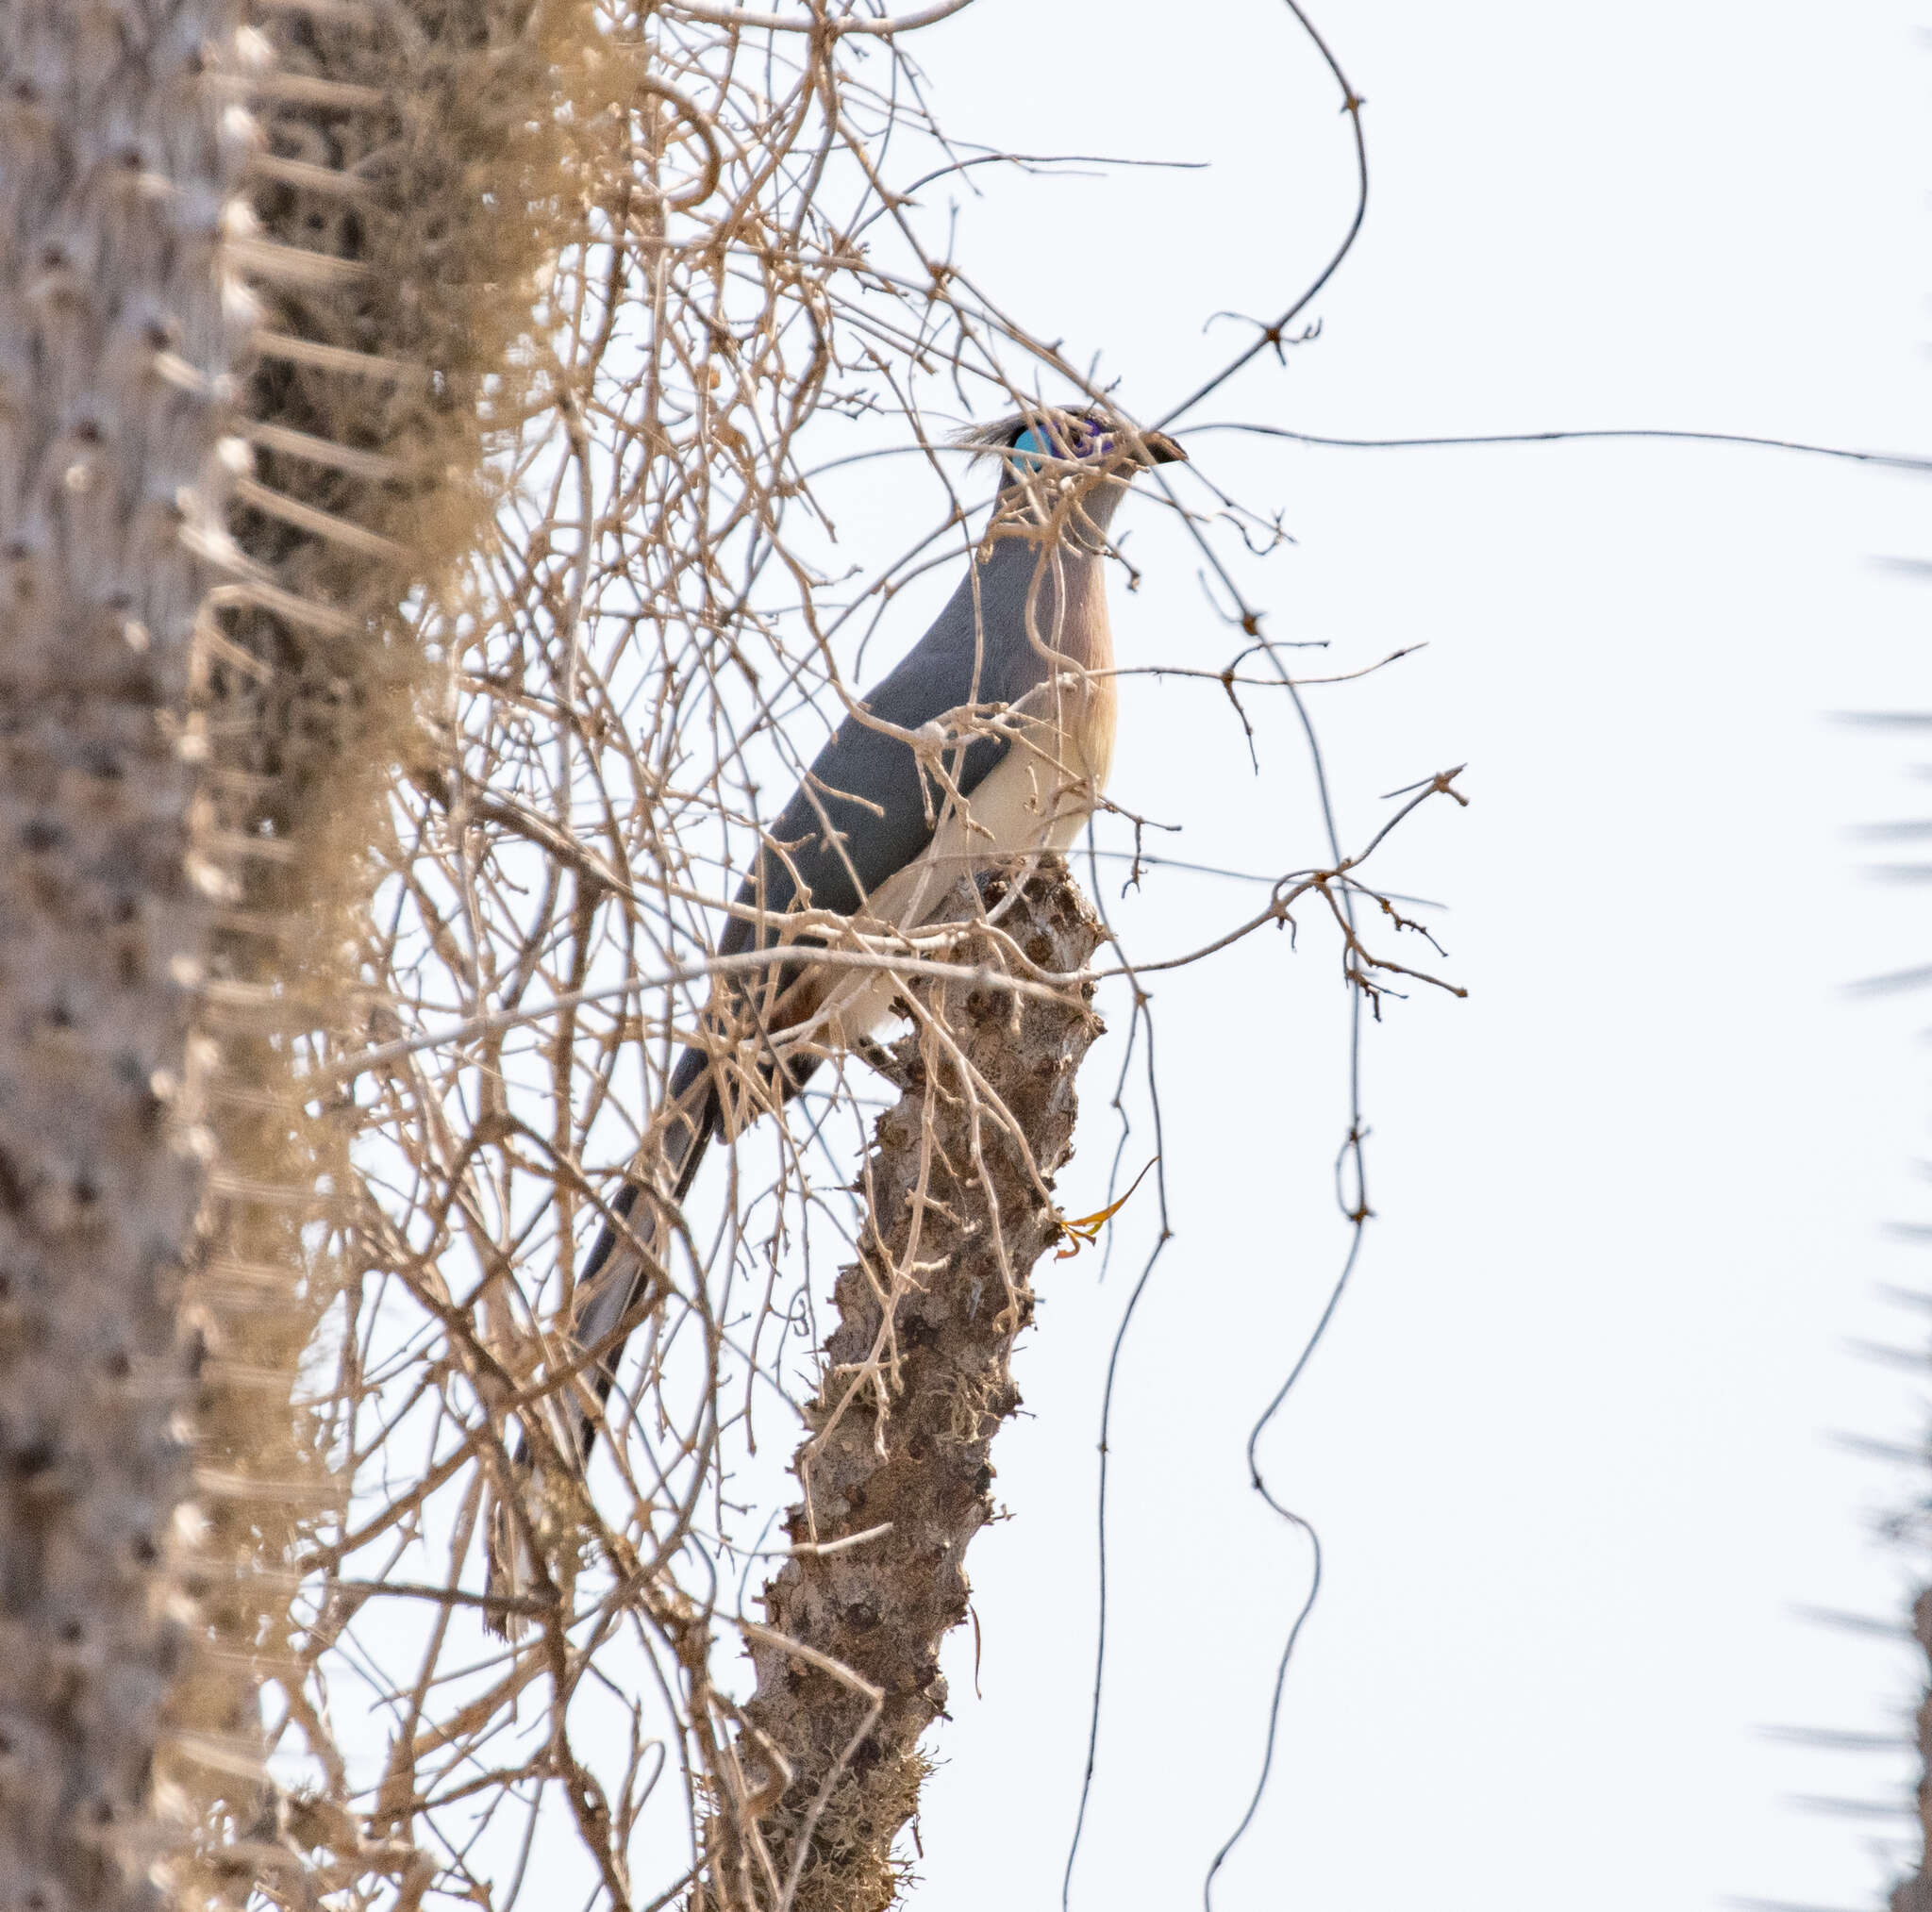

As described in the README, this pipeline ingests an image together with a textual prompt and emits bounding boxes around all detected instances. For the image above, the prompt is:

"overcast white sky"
[830,4,1932,1908]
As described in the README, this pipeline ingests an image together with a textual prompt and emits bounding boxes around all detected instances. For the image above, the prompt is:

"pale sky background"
[802,3,1932,1908]
[328,4,1932,1906]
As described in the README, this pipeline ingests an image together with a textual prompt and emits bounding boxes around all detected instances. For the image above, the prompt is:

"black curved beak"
[1142,429,1186,466]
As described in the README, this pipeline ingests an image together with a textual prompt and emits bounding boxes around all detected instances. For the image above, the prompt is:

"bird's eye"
[1012,425,1051,461]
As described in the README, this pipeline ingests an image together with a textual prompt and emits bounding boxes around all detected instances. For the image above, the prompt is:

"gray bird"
[485,407,1182,1629]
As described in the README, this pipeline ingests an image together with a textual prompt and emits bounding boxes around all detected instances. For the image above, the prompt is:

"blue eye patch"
[1010,419,1115,464]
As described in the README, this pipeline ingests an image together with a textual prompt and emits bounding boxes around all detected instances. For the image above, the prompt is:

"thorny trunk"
[0,3,249,1905]
[1897,1597,1932,1910]
[702,860,1105,1912]
[186,0,588,1898]
[0,0,582,1900]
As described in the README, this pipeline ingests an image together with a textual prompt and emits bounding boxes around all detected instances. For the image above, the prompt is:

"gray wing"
[722,554,1041,954]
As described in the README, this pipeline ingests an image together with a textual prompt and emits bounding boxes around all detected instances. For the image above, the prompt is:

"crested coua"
[485,407,1184,1630]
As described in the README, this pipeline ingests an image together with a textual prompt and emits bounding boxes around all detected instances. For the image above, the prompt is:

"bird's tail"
[559,1043,716,1452]
[482,1046,716,1638]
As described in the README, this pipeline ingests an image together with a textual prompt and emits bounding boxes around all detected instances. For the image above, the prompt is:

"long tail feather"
[483,964,837,1634]
[483,1046,715,1635]
[559,1044,717,1458]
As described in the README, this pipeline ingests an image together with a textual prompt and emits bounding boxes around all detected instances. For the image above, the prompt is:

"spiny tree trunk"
[0,3,253,1905]
[0,0,585,1903]
[178,0,591,1898]
[703,860,1105,1912]
[1898,1589,1932,1912]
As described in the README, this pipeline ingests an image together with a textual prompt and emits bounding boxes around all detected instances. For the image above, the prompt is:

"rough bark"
[702,858,1105,1912]
[0,0,588,1901]
[0,4,250,1906]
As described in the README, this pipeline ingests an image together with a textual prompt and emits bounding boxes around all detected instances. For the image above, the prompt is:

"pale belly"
[789,702,1108,1052]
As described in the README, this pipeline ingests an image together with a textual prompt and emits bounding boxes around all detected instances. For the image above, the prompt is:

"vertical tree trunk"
[1895,1590,1932,1906]
[1,0,587,1901]
[703,860,1105,1912]
[0,3,250,1904]
[177,0,591,1896]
